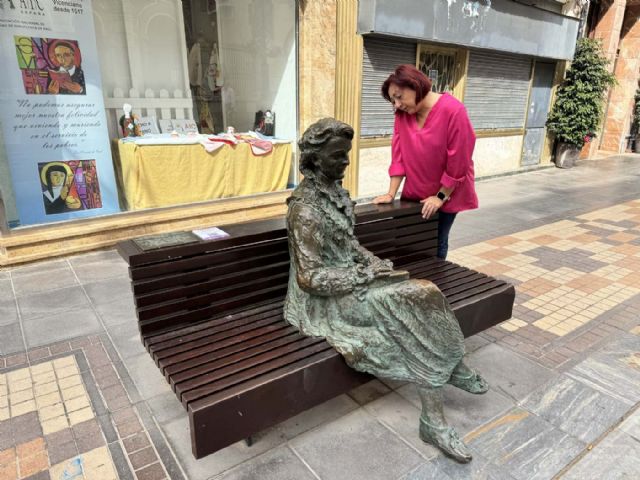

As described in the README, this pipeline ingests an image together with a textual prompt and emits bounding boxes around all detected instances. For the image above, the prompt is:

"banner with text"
[0,0,119,226]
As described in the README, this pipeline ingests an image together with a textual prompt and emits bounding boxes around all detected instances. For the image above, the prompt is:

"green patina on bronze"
[284,118,489,463]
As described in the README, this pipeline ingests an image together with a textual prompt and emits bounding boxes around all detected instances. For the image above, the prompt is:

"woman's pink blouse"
[389,93,478,213]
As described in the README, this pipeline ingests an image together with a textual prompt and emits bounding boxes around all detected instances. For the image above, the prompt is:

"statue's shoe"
[419,419,472,463]
[448,371,489,394]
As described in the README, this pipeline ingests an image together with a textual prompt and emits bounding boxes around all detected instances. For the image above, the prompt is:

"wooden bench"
[117,200,515,459]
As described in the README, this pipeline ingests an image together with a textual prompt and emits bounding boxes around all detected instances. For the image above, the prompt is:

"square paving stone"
[347,379,391,405]
[95,301,137,328]
[290,409,423,480]
[561,430,640,480]
[521,374,629,444]
[0,322,24,356]
[404,453,516,480]
[364,391,438,459]
[145,392,185,426]
[10,259,68,277]
[106,323,145,359]
[464,343,556,402]
[0,299,18,327]
[22,306,102,348]
[276,394,358,440]
[83,277,133,307]
[11,268,79,297]
[619,408,640,442]
[12,411,42,445]
[565,334,640,406]
[17,286,90,321]
[71,258,129,283]
[465,407,584,480]
[123,353,173,400]
[162,416,285,480]
[217,445,317,480]
[0,279,13,302]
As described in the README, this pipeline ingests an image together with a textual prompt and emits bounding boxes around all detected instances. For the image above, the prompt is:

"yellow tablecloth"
[113,141,292,210]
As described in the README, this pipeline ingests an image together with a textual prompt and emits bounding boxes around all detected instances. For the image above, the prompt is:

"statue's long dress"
[284,178,465,388]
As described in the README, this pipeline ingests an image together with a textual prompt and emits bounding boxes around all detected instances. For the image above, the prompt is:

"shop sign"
[0,0,120,226]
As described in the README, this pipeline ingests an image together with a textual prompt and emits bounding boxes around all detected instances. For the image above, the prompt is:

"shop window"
[0,0,297,229]
[418,46,456,94]
[417,44,465,99]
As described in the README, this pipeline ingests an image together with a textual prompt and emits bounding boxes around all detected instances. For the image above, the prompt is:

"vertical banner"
[0,0,119,226]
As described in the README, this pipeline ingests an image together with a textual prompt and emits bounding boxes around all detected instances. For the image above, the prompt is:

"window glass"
[0,0,297,229]
[418,48,457,94]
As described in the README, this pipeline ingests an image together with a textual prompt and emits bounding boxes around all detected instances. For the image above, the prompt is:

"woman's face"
[388,83,418,114]
[314,136,352,181]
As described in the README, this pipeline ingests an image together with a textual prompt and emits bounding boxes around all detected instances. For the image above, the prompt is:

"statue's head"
[299,118,354,181]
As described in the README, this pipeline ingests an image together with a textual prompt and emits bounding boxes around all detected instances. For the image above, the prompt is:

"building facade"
[0,0,583,265]
[583,0,640,156]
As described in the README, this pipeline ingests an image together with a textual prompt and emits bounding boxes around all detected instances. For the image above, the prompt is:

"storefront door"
[521,62,555,166]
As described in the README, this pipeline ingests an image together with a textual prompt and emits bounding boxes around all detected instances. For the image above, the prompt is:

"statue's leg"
[447,360,489,394]
[418,386,472,463]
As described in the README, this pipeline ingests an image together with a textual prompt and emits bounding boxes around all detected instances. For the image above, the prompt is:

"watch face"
[437,192,446,200]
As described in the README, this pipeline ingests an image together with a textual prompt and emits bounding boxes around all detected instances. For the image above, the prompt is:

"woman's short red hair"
[381,64,432,104]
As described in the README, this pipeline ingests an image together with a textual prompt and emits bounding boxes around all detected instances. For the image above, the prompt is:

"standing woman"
[373,64,478,260]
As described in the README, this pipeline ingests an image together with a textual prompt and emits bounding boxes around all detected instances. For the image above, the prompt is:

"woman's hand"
[420,196,444,219]
[372,193,394,204]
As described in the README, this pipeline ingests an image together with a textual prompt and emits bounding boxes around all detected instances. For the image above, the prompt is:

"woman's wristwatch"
[436,191,447,201]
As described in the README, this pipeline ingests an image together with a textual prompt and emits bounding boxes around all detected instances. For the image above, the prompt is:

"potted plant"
[633,88,640,153]
[546,38,616,168]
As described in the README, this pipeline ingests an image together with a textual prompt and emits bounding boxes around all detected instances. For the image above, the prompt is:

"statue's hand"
[371,258,394,277]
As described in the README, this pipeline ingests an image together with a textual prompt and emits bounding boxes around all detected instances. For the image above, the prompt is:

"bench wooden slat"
[180,338,333,405]
[137,270,289,321]
[144,300,284,349]
[156,317,287,368]
[166,327,301,382]
[172,330,307,395]
[133,253,290,303]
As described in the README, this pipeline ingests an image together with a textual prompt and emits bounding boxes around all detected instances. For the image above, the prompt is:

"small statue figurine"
[284,118,489,463]
[119,103,142,137]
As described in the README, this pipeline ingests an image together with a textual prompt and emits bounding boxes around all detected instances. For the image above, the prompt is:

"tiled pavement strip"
[0,155,639,480]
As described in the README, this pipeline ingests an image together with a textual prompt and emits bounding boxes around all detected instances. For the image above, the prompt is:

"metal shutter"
[361,37,416,137]
[463,51,531,130]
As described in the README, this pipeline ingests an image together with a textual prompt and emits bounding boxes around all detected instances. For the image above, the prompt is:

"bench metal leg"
[244,436,254,447]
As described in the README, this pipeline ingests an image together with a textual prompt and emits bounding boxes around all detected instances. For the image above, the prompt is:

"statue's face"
[314,136,351,181]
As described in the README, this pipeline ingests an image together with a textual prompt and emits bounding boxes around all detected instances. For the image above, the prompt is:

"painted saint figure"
[284,118,488,463]
[41,162,81,214]
[47,41,85,95]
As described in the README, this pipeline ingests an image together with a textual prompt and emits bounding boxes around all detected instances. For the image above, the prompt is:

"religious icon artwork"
[38,160,102,215]
[15,36,86,95]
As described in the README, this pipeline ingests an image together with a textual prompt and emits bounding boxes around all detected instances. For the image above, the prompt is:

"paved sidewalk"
[1,155,639,480]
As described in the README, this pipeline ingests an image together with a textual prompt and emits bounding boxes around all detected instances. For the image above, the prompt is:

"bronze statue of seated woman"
[284,118,488,463]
